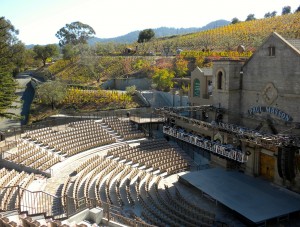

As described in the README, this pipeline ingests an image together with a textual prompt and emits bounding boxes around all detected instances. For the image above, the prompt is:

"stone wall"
[212,60,244,124]
[241,33,300,125]
[158,91,189,107]
[101,78,151,90]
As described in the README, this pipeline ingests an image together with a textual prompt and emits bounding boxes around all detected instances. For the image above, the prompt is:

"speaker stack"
[277,146,296,181]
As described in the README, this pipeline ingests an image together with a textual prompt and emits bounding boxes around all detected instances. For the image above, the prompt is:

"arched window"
[217,71,223,89]
[193,79,200,97]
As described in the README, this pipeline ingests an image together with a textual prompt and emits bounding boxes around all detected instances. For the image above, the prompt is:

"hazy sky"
[1,0,299,45]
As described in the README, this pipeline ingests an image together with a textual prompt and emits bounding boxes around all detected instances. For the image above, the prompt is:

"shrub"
[126,85,137,95]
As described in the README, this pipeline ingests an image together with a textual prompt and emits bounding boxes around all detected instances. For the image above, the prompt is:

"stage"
[179,168,300,225]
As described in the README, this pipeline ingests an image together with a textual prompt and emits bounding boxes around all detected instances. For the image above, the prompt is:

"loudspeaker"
[277,147,284,178]
[286,148,296,181]
[278,146,297,181]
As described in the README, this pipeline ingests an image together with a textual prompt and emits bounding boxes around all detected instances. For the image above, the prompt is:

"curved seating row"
[0,168,35,211]
[61,138,215,227]
[24,120,116,157]
[5,139,60,172]
[102,117,144,140]
[107,139,190,174]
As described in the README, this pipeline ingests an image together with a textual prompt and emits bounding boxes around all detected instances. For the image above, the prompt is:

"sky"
[1,0,299,45]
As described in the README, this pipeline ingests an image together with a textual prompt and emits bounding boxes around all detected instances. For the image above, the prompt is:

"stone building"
[165,32,300,190]
[189,67,213,106]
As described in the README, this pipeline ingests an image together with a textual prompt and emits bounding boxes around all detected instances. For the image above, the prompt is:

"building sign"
[248,106,293,122]
[193,79,200,97]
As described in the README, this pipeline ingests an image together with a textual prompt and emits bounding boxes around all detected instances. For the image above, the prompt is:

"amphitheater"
[0,114,240,227]
[1,115,299,227]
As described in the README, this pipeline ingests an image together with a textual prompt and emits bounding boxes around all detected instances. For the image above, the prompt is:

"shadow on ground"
[20,82,35,125]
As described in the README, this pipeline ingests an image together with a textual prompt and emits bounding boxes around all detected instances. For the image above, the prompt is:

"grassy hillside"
[46,13,300,86]
[88,20,230,44]
[48,56,154,85]
[138,12,300,53]
[28,13,300,123]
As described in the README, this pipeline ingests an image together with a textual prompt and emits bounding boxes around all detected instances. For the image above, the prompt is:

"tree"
[155,58,173,69]
[36,80,67,110]
[264,11,277,18]
[0,17,25,118]
[245,14,256,21]
[219,35,239,51]
[94,42,125,55]
[33,44,59,66]
[0,73,18,118]
[77,44,103,83]
[264,12,271,18]
[198,32,214,51]
[24,48,40,69]
[133,58,151,72]
[125,85,136,95]
[162,41,172,56]
[62,43,89,62]
[55,21,96,47]
[10,41,26,75]
[137,29,155,43]
[62,43,78,61]
[231,17,240,24]
[152,68,174,91]
[175,56,188,78]
[282,6,291,15]
[271,11,277,17]
[295,5,300,13]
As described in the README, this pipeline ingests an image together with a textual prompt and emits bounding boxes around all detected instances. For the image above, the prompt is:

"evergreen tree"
[245,14,256,21]
[231,17,240,24]
[137,29,155,43]
[0,17,25,118]
[282,6,291,15]
[0,72,18,118]
[264,12,272,18]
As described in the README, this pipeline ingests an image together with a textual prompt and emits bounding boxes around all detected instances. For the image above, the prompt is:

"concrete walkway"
[0,74,32,131]
[43,142,125,195]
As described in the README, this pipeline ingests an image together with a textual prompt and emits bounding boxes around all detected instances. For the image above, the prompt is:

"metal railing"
[0,140,17,153]
[0,108,154,141]
[0,186,155,226]
[155,105,300,148]
[64,196,155,226]
[108,212,156,227]
[163,126,248,163]
[20,188,64,218]
[129,115,165,124]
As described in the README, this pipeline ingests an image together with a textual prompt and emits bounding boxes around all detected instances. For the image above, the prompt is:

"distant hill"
[25,44,35,49]
[25,43,58,49]
[88,19,230,45]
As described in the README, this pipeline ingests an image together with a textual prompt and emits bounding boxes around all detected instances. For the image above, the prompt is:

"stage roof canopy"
[179,168,300,224]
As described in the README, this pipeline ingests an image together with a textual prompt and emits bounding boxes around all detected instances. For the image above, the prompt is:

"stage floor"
[179,168,300,224]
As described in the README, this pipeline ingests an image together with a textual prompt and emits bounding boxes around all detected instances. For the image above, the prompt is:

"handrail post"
[66,195,69,218]
[18,185,21,212]
[107,203,110,222]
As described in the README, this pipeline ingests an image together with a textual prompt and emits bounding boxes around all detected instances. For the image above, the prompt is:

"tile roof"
[201,67,213,76]
[286,39,300,51]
